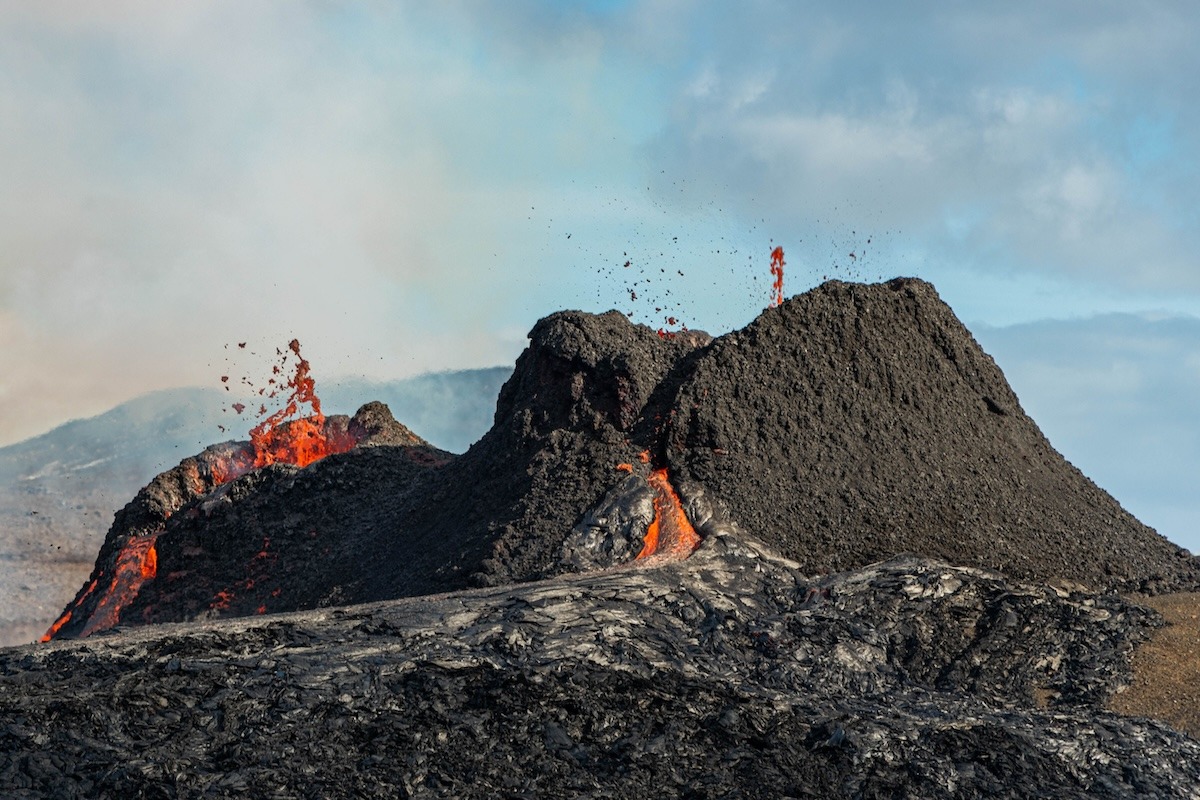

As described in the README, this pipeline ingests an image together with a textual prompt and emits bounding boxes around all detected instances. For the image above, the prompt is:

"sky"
[1,2,1198,547]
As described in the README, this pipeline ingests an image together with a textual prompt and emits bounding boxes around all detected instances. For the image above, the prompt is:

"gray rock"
[1,540,1193,798]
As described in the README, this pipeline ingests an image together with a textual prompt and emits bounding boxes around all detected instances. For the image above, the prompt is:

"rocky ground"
[7,277,1199,797]
[3,532,1197,798]
[1111,591,1200,738]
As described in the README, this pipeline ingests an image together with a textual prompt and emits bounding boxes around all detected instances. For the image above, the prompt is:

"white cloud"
[4,0,1200,456]
[647,2,1200,295]
[0,2,664,443]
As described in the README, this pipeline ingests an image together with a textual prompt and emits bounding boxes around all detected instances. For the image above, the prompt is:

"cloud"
[641,2,1200,293]
[3,0,1200,452]
[0,2,634,443]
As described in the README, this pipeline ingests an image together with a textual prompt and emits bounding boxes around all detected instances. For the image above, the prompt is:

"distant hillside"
[0,367,511,647]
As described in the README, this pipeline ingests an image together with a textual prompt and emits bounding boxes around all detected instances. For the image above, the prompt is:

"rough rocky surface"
[4,536,1196,799]
[13,277,1200,796]
[46,278,1200,638]
[666,278,1196,594]
[45,405,445,640]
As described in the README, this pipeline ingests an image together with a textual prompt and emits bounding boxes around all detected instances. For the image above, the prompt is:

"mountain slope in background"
[0,368,510,647]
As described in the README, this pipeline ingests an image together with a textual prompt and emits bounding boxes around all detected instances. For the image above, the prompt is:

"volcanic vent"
[46,277,1199,639]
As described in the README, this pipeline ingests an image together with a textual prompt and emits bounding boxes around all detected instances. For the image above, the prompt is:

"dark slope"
[0,369,510,647]
[464,310,712,586]
[48,278,1199,639]
[3,539,1196,798]
[47,405,446,639]
[666,278,1196,593]
[54,312,712,634]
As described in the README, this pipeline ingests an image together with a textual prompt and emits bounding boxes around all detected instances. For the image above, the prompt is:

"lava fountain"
[42,338,355,642]
[210,339,357,484]
[769,246,785,308]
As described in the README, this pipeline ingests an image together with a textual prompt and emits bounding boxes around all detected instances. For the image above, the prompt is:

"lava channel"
[635,467,701,560]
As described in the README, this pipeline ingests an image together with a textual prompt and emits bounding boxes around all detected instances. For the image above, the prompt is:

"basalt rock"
[2,542,1195,798]
[665,278,1200,594]
[47,278,1199,640]
[22,277,1200,795]
[44,404,443,639]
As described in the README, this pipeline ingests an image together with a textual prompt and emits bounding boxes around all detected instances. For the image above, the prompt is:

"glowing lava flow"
[41,535,161,641]
[211,339,356,484]
[39,579,97,641]
[769,246,785,308]
[42,339,352,642]
[635,468,701,560]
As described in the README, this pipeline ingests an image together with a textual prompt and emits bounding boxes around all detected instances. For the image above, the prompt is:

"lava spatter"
[42,340,359,642]
[769,246,785,308]
[209,339,356,485]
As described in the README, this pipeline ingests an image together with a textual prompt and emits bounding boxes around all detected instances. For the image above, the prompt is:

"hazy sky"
[2,3,1198,545]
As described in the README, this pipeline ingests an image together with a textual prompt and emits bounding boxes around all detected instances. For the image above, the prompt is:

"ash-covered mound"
[666,278,1197,593]
[3,542,1196,798]
[48,311,715,637]
[47,278,1198,640]
[43,403,445,640]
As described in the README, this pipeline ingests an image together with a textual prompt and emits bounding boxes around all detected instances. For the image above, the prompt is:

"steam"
[4,1,1200,450]
[0,3,533,445]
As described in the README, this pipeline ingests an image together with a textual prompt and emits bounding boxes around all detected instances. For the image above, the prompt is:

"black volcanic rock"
[21,277,1200,796]
[47,278,1200,639]
[466,310,711,585]
[44,405,441,639]
[3,540,1195,798]
[665,278,1197,593]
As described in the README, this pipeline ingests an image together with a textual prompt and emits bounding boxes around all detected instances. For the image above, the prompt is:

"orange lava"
[248,339,346,470]
[39,610,71,643]
[769,246,785,308]
[635,468,701,560]
[43,339,351,642]
[41,579,99,642]
[78,535,159,638]
[211,339,356,485]
[210,589,234,612]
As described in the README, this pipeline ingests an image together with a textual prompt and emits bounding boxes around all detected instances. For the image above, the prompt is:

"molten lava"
[42,339,355,642]
[635,468,701,560]
[210,339,356,485]
[769,246,785,308]
[77,534,160,638]
[41,579,101,642]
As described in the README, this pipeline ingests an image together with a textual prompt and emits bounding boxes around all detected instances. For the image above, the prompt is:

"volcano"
[6,277,1200,797]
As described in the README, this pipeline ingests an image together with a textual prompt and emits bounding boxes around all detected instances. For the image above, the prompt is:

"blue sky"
[1,2,1197,548]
